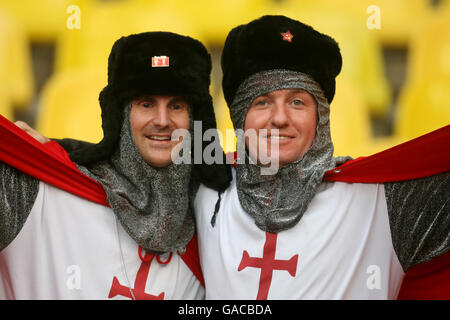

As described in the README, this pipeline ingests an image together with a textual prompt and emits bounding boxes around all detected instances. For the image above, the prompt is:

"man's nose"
[152,105,170,127]
[270,101,289,128]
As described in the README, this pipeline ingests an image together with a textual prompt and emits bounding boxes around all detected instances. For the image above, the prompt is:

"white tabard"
[0,181,204,300]
[194,170,405,300]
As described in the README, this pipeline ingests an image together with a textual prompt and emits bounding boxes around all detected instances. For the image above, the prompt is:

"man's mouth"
[267,135,292,140]
[147,135,172,141]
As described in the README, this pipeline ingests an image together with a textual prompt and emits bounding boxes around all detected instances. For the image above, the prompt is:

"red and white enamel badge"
[152,56,170,67]
[280,30,294,42]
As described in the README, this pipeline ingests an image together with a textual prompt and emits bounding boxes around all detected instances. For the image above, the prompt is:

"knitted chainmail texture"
[78,105,194,254]
[230,69,349,233]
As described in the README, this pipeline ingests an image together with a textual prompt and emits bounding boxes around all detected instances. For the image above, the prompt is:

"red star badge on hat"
[281,30,294,42]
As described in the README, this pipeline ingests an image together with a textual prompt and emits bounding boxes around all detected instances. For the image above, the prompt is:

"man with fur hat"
[194,15,450,299]
[0,32,230,299]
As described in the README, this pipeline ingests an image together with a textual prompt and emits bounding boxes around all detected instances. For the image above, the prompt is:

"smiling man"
[243,88,317,168]
[194,15,449,300]
[129,95,191,167]
[0,32,231,299]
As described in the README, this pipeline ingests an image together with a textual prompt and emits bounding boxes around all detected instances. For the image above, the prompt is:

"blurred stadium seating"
[136,0,273,47]
[329,78,373,157]
[35,67,105,143]
[405,5,450,84]
[54,0,203,74]
[355,0,431,47]
[0,88,13,121]
[0,0,74,43]
[0,9,34,112]
[268,0,432,47]
[395,80,450,140]
[394,6,450,140]
[0,0,448,157]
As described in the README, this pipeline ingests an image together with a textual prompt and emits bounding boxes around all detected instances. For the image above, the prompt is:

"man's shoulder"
[325,125,450,184]
[316,179,382,197]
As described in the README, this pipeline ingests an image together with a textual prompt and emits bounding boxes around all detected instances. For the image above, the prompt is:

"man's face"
[244,89,317,167]
[130,95,190,167]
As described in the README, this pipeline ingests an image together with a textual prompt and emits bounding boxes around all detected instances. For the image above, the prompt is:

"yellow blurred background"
[0,0,449,157]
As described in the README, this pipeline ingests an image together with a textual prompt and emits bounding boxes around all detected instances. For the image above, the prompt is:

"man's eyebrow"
[283,89,308,96]
[290,89,307,94]
[134,96,188,104]
[264,89,308,98]
[169,97,189,104]
[136,96,156,103]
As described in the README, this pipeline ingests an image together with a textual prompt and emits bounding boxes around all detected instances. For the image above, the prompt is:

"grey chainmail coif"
[230,69,350,233]
[77,105,194,254]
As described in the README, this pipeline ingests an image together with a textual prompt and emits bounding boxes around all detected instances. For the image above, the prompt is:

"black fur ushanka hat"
[221,15,342,106]
[62,31,231,192]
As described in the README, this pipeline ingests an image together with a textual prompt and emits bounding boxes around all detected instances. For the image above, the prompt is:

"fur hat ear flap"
[191,93,232,192]
[97,85,124,159]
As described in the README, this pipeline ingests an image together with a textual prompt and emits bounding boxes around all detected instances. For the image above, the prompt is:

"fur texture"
[64,32,231,192]
[221,15,342,106]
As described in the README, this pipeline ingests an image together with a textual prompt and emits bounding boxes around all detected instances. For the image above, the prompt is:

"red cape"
[0,114,448,298]
[0,115,204,287]
[323,124,450,299]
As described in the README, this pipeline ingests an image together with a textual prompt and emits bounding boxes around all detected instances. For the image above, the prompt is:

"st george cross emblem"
[238,232,299,299]
[152,55,170,67]
[108,248,172,300]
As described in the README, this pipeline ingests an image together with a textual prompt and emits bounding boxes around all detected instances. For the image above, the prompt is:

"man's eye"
[292,99,304,106]
[171,104,184,110]
[142,102,152,108]
[255,99,267,106]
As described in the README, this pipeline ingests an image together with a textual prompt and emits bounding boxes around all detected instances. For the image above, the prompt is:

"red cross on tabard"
[108,250,166,300]
[238,232,299,300]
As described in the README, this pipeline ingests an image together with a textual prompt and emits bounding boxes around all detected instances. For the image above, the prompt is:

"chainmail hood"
[230,69,349,233]
[78,105,195,254]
